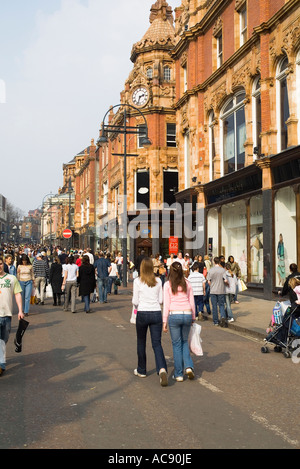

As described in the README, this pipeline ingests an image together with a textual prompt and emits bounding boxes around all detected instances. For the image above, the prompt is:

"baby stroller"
[261,303,300,358]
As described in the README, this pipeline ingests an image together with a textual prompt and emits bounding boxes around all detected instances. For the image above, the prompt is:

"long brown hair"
[140,257,157,287]
[168,261,187,295]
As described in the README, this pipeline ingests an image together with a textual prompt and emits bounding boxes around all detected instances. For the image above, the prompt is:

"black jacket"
[49,263,63,294]
[78,264,96,296]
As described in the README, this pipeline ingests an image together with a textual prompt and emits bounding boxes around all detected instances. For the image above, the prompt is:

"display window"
[221,200,247,276]
[250,195,263,283]
[274,187,296,287]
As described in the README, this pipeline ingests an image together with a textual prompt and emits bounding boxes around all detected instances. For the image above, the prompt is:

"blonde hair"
[288,277,300,289]
[140,257,157,288]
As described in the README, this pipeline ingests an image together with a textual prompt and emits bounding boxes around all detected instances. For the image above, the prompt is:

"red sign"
[63,228,72,239]
[169,236,179,255]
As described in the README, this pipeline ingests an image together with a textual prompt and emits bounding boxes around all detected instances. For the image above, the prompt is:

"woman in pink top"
[163,262,195,381]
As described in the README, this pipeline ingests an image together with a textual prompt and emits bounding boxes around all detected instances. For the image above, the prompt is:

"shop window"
[136,170,150,209]
[163,170,178,207]
[209,111,216,181]
[221,201,247,269]
[207,208,219,257]
[276,55,290,151]
[163,66,171,81]
[250,195,263,283]
[167,123,176,147]
[274,186,296,287]
[252,76,261,159]
[221,90,246,175]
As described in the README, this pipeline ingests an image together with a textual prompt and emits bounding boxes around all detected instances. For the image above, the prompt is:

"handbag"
[237,278,247,292]
[188,323,203,356]
[130,306,137,324]
[114,278,121,286]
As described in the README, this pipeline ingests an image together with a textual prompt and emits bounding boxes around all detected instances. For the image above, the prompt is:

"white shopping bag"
[130,306,137,324]
[45,284,53,298]
[0,339,6,365]
[188,323,203,356]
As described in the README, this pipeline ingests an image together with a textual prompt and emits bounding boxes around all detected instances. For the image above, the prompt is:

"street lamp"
[97,103,151,287]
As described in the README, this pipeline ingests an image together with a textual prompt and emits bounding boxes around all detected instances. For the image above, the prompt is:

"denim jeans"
[194,295,204,318]
[225,294,234,319]
[136,311,167,375]
[20,280,33,314]
[204,282,211,314]
[97,277,108,303]
[83,294,90,312]
[210,294,226,324]
[0,316,11,370]
[108,276,117,294]
[168,313,194,378]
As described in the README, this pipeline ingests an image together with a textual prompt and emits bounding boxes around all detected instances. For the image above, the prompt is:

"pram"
[261,303,300,358]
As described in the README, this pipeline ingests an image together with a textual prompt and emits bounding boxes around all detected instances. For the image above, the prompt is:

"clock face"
[132,87,148,107]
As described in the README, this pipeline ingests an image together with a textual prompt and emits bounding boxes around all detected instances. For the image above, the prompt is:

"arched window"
[276,55,290,151]
[252,75,261,159]
[220,90,246,175]
[208,111,216,181]
[163,65,171,81]
[296,50,300,143]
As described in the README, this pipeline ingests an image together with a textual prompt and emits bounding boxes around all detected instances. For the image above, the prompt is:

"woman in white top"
[108,258,119,295]
[132,257,168,386]
[62,255,79,313]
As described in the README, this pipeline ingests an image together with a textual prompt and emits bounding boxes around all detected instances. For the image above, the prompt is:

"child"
[288,277,300,304]
[223,263,237,323]
[188,262,206,320]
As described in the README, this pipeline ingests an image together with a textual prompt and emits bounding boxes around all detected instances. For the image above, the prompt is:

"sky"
[0,0,180,214]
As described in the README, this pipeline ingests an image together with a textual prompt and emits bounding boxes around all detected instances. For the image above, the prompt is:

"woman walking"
[49,256,63,306]
[62,255,79,313]
[163,262,195,381]
[78,255,96,313]
[132,257,168,387]
[17,254,34,317]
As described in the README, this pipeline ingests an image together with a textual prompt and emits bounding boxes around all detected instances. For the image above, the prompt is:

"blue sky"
[0,0,179,213]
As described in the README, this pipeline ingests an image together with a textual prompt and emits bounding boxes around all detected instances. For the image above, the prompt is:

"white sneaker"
[185,368,195,380]
[172,375,183,382]
[134,369,146,378]
[159,368,168,387]
[228,318,234,323]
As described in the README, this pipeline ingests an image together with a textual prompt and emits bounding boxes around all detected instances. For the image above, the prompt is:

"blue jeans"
[0,316,11,370]
[19,280,33,314]
[210,294,226,324]
[108,276,117,294]
[97,277,108,303]
[168,313,194,378]
[136,311,167,375]
[225,294,234,319]
[194,295,204,318]
[204,282,211,314]
[83,294,90,312]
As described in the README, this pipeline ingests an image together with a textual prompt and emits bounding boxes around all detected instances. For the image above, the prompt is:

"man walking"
[0,256,23,376]
[33,253,49,305]
[94,251,111,303]
[206,257,226,326]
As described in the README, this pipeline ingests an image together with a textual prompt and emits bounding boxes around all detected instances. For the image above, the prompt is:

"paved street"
[1,288,300,451]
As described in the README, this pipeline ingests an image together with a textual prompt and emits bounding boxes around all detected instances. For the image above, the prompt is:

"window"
[183,65,188,92]
[252,76,261,159]
[146,67,153,79]
[166,123,176,147]
[217,33,223,68]
[276,55,290,151]
[138,125,147,148]
[163,66,171,81]
[239,6,247,46]
[103,182,108,215]
[208,111,216,181]
[136,171,149,209]
[163,170,178,207]
[221,91,246,175]
[86,199,90,223]
[184,132,190,188]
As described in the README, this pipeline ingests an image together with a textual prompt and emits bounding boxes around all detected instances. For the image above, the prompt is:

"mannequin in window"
[277,233,286,286]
